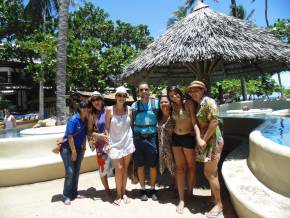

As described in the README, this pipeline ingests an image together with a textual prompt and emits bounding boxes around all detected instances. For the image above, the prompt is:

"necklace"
[115,106,126,118]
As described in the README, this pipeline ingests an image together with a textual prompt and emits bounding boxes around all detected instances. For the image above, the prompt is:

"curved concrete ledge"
[0,133,98,187]
[248,122,290,197]
[222,144,290,218]
[20,125,66,135]
[0,153,97,187]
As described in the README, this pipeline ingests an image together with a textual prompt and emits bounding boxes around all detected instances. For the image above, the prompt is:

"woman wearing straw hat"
[187,81,224,218]
[105,86,135,206]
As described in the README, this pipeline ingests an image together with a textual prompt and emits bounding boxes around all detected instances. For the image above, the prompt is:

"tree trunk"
[231,0,237,17]
[39,80,44,119]
[39,4,47,120]
[277,72,284,99]
[56,0,69,119]
[264,0,283,98]
[241,77,247,101]
[265,0,269,27]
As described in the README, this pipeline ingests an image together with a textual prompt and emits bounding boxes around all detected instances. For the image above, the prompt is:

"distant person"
[105,86,135,206]
[132,82,159,201]
[3,109,17,138]
[4,109,16,130]
[88,91,113,194]
[60,100,89,205]
[187,81,224,218]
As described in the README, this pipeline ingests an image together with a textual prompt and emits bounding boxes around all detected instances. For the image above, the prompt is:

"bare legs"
[184,148,196,196]
[112,154,132,205]
[204,159,223,215]
[100,175,110,192]
[137,166,157,189]
[172,147,196,214]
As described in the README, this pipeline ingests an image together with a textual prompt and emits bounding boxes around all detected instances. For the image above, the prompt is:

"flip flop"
[176,201,184,214]
[112,199,122,206]
[205,209,223,218]
[123,195,131,204]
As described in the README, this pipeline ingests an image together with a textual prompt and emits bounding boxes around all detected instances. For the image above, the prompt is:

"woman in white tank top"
[4,109,16,130]
[105,86,135,206]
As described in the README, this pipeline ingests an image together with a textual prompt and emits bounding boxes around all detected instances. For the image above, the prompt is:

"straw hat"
[187,80,207,92]
[115,86,128,97]
[91,91,103,99]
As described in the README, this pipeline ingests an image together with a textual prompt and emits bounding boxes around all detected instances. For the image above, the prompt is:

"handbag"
[52,124,86,154]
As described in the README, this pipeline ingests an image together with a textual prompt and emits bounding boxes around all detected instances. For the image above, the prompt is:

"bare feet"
[176,200,185,214]
[205,204,223,218]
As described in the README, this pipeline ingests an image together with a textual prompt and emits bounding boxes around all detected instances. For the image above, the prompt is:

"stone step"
[222,144,290,218]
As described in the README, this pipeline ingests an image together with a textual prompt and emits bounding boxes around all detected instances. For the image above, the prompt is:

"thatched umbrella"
[121,1,290,90]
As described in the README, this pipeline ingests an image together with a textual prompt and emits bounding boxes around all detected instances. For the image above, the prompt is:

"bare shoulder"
[185,99,195,108]
[105,106,113,116]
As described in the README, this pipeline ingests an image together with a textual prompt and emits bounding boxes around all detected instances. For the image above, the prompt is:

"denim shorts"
[133,136,158,168]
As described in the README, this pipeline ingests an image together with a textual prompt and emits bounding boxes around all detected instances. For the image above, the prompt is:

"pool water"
[0,128,29,139]
[262,117,290,147]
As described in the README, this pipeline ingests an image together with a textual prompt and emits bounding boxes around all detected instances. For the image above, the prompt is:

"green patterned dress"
[195,96,224,162]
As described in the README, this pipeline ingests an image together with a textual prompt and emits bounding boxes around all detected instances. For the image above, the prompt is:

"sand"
[0,170,237,218]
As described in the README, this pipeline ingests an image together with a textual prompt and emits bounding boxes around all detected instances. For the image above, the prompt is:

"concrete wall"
[0,134,98,187]
[219,99,290,112]
[221,114,290,198]
[248,127,290,198]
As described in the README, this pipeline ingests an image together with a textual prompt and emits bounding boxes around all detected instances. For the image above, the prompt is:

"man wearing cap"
[131,82,159,201]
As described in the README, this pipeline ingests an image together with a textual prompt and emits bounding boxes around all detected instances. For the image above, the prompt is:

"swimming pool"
[261,117,290,147]
[220,112,290,147]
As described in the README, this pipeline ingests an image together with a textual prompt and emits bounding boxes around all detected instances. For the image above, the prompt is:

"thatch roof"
[122,2,290,86]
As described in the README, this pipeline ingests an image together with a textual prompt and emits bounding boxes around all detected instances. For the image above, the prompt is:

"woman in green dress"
[187,81,224,218]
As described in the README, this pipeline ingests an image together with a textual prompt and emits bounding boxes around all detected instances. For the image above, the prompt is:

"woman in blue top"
[60,100,89,205]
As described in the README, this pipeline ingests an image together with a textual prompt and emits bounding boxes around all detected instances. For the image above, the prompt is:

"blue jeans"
[60,146,84,200]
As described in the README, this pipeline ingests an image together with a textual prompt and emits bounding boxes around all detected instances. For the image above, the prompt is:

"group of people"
[59,80,224,218]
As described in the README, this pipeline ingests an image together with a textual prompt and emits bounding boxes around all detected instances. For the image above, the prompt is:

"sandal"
[64,199,71,205]
[112,198,122,206]
[205,209,223,218]
[123,195,131,204]
[176,201,184,214]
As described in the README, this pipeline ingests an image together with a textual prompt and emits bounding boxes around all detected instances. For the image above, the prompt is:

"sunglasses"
[116,94,127,98]
[91,98,102,102]
[140,88,149,92]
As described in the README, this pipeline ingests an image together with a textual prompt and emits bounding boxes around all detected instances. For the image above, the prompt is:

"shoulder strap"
[63,120,86,143]
[132,100,140,126]
[150,98,157,115]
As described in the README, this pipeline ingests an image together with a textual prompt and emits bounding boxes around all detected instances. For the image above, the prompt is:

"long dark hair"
[167,86,185,109]
[157,95,172,122]
[91,98,105,115]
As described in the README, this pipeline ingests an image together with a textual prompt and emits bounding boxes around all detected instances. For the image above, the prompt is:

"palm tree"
[55,0,70,119]
[231,2,255,101]
[264,0,283,98]
[24,0,58,119]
